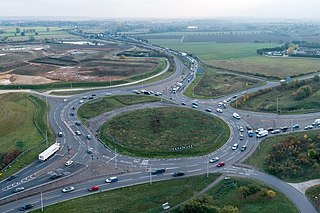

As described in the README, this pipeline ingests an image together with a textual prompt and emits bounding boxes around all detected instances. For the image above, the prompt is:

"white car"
[209,157,219,163]
[105,92,112,96]
[62,186,75,193]
[232,143,238,150]
[65,160,73,166]
[216,108,223,113]
[75,131,81,135]
[239,126,244,132]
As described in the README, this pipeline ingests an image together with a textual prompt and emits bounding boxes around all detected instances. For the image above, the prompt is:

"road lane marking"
[187,169,202,173]
[119,178,133,183]
[165,167,179,170]
[186,164,198,168]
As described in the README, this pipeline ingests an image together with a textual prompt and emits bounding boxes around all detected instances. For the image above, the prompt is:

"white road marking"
[186,164,198,168]
[187,169,202,173]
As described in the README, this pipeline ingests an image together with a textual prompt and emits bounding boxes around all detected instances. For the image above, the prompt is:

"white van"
[233,112,241,119]
[257,130,268,138]
[106,176,118,183]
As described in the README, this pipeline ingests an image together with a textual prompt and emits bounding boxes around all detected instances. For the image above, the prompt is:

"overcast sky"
[1,0,320,19]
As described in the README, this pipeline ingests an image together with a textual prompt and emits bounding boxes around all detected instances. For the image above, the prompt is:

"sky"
[1,0,320,20]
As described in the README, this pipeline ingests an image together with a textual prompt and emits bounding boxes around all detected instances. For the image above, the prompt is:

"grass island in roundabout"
[99,107,230,158]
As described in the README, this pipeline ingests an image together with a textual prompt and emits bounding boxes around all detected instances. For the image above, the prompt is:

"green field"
[233,78,320,114]
[184,63,263,98]
[306,184,320,211]
[78,95,162,121]
[0,93,52,179]
[100,107,230,158]
[245,130,320,182]
[149,39,320,78]
[33,174,220,213]
[193,177,298,213]
[32,175,297,213]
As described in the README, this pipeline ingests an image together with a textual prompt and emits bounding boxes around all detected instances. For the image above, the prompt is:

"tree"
[46,27,50,32]
[293,85,313,100]
[16,28,20,33]
[35,32,38,35]
[15,141,25,151]
[313,74,320,82]
[20,32,25,36]
[266,190,277,198]
[219,205,239,213]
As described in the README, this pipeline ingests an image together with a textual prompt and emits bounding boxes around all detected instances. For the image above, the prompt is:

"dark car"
[173,172,185,177]
[75,121,81,126]
[88,97,94,99]
[72,106,75,110]
[70,112,75,116]
[205,108,212,112]
[281,126,288,132]
[216,162,225,167]
[181,102,186,106]
[266,127,274,132]
[50,173,63,179]
[151,168,166,175]
[246,126,252,131]
[240,145,247,151]
[20,204,34,211]
[7,175,17,181]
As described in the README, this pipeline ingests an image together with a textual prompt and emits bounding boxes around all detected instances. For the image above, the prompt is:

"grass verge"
[32,174,220,213]
[244,129,320,182]
[100,107,230,158]
[306,184,320,211]
[0,93,53,179]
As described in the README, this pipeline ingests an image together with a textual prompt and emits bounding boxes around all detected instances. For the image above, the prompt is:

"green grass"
[199,177,298,213]
[306,184,320,211]
[32,174,221,213]
[78,95,162,120]
[149,39,320,78]
[233,79,320,114]
[244,130,320,182]
[100,107,230,158]
[184,63,263,99]
[0,93,53,179]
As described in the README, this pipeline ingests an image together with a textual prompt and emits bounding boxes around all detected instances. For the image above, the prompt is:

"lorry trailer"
[38,143,60,161]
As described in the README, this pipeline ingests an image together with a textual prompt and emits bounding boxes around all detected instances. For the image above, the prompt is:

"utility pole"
[277,98,279,114]
[206,155,209,178]
[41,191,43,212]
[149,164,152,185]
[109,76,111,87]
[114,149,117,169]
[45,130,48,148]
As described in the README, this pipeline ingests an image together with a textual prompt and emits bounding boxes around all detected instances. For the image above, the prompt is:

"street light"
[149,164,152,185]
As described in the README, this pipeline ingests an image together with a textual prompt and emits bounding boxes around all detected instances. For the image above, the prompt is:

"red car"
[216,162,225,167]
[88,186,99,191]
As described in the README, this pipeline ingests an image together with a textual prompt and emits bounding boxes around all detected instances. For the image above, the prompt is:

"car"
[151,168,166,175]
[248,130,254,137]
[155,92,162,96]
[267,127,274,132]
[86,135,92,140]
[305,125,313,130]
[216,108,223,113]
[242,91,247,95]
[133,90,140,94]
[240,145,247,151]
[87,148,93,154]
[205,108,212,112]
[232,143,238,150]
[88,97,93,99]
[65,160,73,166]
[91,94,96,96]
[62,186,75,193]
[173,172,185,177]
[192,102,198,106]
[293,124,300,129]
[82,96,88,99]
[7,175,17,181]
[79,100,84,103]
[209,157,219,163]
[19,204,34,211]
[218,102,223,107]
[255,128,264,134]
[72,106,75,110]
[88,186,99,191]
[281,126,288,132]
[239,126,244,132]
[13,187,25,193]
[75,130,81,135]
[232,112,241,119]
[51,173,63,179]
[105,176,118,183]
[246,126,252,131]
[75,121,81,126]
[192,105,198,108]
[232,94,238,98]
[271,129,281,134]
[222,103,227,109]
[181,102,186,106]
[216,162,225,167]
[58,132,63,137]
[239,134,244,140]
[70,112,75,116]
[105,92,112,96]
[224,176,231,180]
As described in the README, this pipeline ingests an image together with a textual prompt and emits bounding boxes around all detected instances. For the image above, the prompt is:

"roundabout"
[99,107,230,158]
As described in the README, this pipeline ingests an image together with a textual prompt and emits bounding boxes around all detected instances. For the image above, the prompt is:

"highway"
[0,40,319,213]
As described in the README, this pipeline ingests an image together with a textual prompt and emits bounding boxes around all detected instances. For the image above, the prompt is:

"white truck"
[38,143,60,161]
[233,112,241,120]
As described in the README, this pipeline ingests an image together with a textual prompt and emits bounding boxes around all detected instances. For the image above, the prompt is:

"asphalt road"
[0,41,319,213]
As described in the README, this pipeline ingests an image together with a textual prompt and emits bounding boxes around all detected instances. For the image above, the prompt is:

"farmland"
[149,39,320,78]
[100,107,230,158]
